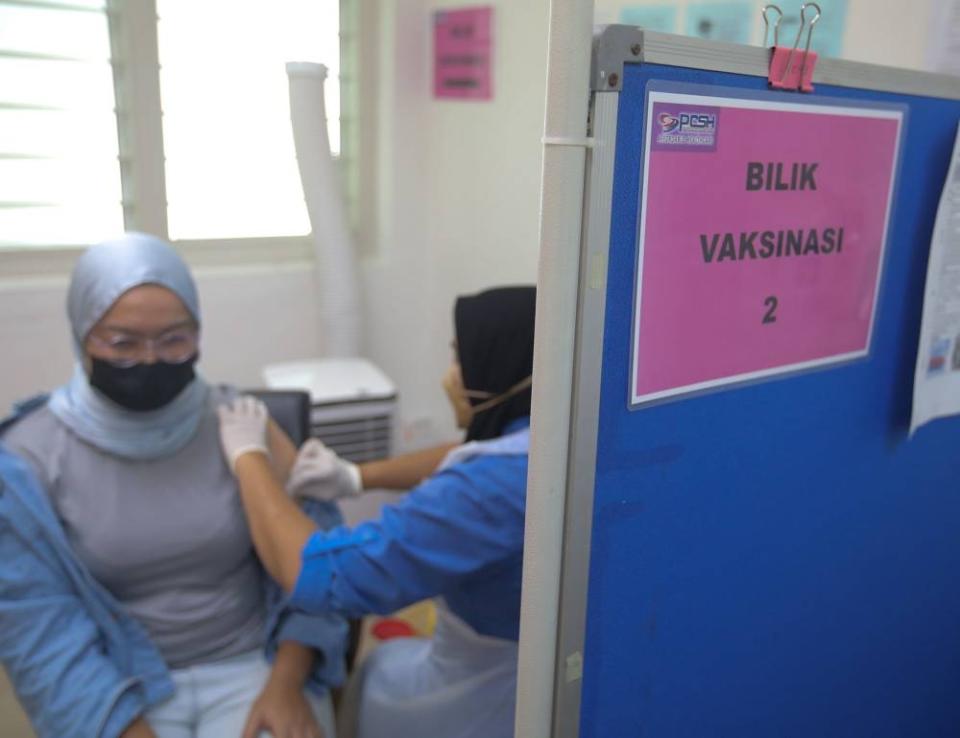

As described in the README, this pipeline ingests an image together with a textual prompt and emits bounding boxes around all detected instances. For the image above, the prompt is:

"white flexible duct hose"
[287,62,362,357]
[515,1,594,737]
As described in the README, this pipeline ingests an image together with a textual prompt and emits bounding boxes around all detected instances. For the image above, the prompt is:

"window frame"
[0,0,359,272]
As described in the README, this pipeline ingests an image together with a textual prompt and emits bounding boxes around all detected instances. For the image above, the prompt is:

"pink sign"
[631,89,902,406]
[433,7,493,100]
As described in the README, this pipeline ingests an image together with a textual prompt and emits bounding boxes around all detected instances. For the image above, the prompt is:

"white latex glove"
[286,438,362,501]
[217,396,270,472]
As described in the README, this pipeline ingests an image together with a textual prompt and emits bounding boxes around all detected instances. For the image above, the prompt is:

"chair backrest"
[245,389,311,446]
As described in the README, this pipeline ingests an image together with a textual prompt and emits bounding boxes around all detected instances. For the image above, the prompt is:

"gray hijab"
[48,232,210,460]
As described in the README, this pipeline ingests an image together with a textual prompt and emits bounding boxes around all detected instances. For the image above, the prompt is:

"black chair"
[245,389,311,446]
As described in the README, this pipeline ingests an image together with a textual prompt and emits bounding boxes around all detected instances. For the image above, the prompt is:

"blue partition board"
[580,61,960,737]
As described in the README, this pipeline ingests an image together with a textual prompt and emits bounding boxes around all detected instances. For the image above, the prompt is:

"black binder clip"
[766,3,820,93]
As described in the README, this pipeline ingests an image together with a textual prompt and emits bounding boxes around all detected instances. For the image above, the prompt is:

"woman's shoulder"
[206,383,238,407]
[0,441,39,482]
[0,443,53,526]
[2,400,59,452]
[1,401,65,488]
[0,392,49,432]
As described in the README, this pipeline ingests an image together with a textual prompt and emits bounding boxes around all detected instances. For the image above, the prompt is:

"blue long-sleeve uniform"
[291,418,530,641]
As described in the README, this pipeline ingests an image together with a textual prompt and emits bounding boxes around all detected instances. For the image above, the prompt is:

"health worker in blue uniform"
[216,285,536,738]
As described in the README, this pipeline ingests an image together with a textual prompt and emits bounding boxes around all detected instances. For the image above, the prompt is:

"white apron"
[353,428,529,738]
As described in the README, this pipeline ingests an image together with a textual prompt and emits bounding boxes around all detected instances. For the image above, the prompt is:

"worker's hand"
[242,678,324,738]
[287,439,362,501]
[217,396,270,472]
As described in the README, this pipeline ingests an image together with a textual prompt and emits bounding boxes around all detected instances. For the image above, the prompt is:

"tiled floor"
[0,669,33,737]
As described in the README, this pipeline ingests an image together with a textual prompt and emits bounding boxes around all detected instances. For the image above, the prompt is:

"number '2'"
[763,296,778,324]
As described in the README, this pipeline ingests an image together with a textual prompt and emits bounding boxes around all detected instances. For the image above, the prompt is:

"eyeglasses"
[87,328,199,368]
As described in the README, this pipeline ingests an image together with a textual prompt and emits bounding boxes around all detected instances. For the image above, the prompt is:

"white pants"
[146,649,336,738]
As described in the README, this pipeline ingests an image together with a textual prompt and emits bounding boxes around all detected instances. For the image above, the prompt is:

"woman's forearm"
[269,641,314,687]
[359,442,458,491]
[233,451,318,592]
[121,717,157,738]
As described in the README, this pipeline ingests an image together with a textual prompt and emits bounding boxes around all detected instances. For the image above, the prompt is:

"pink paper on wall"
[433,7,493,100]
[631,89,902,406]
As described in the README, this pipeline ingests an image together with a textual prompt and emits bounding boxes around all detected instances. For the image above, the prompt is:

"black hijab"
[454,285,536,442]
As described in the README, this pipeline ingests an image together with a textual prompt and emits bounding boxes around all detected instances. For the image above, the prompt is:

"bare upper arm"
[266,418,297,485]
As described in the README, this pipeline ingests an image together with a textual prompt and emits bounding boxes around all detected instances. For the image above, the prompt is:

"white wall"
[0,0,550,453]
[594,0,935,70]
[359,0,943,450]
[0,279,74,408]
[0,0,943,439]
[0,263,323,412]
[359,0,549,449]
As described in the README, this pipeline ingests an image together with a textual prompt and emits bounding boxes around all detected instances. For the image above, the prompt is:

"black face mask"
[89,355,198,412]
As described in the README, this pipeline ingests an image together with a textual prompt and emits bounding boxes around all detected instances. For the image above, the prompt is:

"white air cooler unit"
[263,358,397,463]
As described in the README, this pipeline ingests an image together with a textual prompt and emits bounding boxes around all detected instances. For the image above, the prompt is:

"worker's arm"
[287,439,458,502]
[358,443,458,491]
[226,432,455,588]
[289,452,529,617]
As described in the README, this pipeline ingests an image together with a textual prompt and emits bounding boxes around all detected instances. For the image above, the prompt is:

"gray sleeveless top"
[3,388,266,668]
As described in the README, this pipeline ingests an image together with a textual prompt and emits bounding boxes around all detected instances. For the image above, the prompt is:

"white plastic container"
[263,358,397,462]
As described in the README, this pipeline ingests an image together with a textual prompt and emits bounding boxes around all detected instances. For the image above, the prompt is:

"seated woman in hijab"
[216,286,536,738]
[0,233,346,738]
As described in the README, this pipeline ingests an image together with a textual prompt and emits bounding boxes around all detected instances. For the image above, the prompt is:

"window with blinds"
[0,0,123,247]
[156,0,342,241]
[0,0,350,255]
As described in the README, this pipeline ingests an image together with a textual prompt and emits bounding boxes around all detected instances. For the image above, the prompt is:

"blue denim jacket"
[0,419,347,738]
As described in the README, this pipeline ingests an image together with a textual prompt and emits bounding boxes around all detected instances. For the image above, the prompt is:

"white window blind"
[156,0,341,241]
[0,0,123,247]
